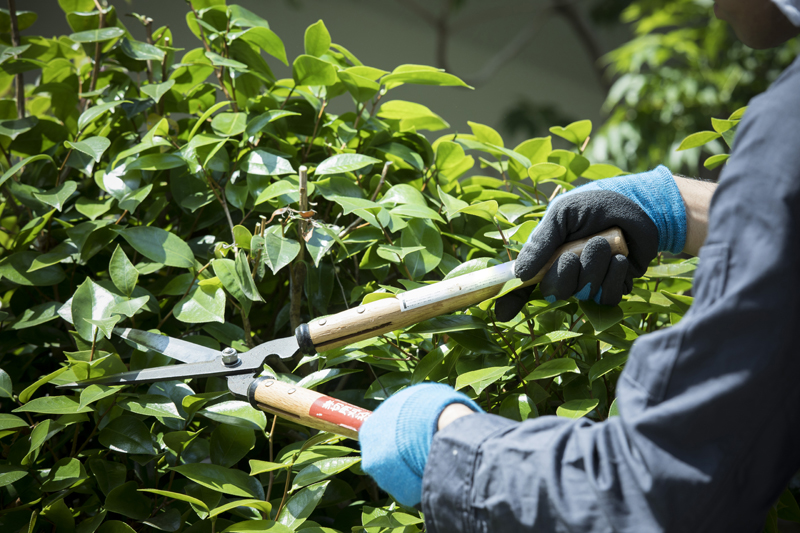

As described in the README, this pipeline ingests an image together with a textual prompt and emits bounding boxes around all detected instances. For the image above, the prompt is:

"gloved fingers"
[597,254,629,306]
[540,252,580,302]
[514,211,569,282]
[575,236,612,301]
[494,284,536,322]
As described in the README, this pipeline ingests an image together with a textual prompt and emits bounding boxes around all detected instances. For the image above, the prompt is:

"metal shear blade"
[58,330,300,389]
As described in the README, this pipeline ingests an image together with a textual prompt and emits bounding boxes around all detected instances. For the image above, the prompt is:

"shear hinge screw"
[222,347,240,366]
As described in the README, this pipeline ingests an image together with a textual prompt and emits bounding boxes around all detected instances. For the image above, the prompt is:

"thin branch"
[82,0,106,112]
[289,166,309,334]
[8,0,24,119]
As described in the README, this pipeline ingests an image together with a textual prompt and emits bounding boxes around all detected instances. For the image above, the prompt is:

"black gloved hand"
[495,166,687,322]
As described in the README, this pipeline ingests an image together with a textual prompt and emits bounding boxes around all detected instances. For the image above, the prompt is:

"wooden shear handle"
[249,377,368,440]
[299,227,628,353]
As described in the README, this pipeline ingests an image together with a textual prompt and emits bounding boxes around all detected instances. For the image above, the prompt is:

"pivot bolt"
[222,347,240,366]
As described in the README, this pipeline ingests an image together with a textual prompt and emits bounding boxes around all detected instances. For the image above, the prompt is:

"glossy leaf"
[293,54,338,86]
[198,400,267,431]
[141,80,175,103]
[71,278,118,342]
[33,181,77,212]
[292,457,360,491]
[98,416,157,454]
[69,27,125,43]
[549,120,592,147]
[677,130,721,151]
[0,370,11,399]
[304,20,331,57]
[171,464,265,499]
[524,358,580,381]
[115,227,195,268]
[241,150,294,176]
[174,285,226,324]
[262,231,301,275]
[277,481,330,529]
[315,154,381,176]
[109,245,138,296]
[14,396,93,415]
[556,398,599,419]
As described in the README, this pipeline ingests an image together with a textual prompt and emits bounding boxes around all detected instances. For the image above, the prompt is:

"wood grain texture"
[309,227,627,352]
[252,378,371,440]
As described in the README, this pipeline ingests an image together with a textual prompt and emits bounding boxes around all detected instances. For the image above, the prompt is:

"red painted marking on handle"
[309,396,371,432]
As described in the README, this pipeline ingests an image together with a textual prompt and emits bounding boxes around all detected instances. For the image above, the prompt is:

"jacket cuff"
[421,412,516,533]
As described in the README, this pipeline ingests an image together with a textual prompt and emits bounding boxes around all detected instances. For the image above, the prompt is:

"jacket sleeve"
[421,56,800,533]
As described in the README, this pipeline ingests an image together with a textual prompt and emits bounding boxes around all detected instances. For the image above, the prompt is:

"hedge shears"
[59,228,627,440]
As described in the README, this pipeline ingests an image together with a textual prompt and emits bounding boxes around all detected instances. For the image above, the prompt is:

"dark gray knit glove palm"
[495,167,686,322]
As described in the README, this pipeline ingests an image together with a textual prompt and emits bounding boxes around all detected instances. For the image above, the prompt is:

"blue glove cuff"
[359,383,482,507]
[568,165,687,253]
[395,383,482,477]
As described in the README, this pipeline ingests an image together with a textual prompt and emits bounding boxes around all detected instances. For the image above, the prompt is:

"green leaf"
[588,351,628,382]
[528,162,566,182]
[139,489,209,513]
[110,295,149,318]
[579,300,624,332]
[524,358,580,381]
[69,27,125,43]
[296,368,360,390]
[241,150,294,176]
[704,153,729,170]
[72,278,118,342]
[18,366,69,404]
[292,457,360,491]
[556,398,599,419]
[209,499,272,518]
[84,316,122,339]
[677,131,721,151]
[261,230,301,275]
[455,366,514,395]
[0,369,11,399]
[499,393,538,421]
[127,153,186,171]
[304,20,331,57]
[115,226,195,268]
[118,394,184,419]
[381,65,471,88]
[0,9,36,32]
[468,121,504,147]
[528,330,582,347]
[549,120,592,147]
[376,244,425,262]
[33,181,77,212]
[109,245,138,296]
[582,163,624,180]
[249,460,290,476]
[98,415,157,454]
[456,200,498,221]
[9,301,62,330]
[234,27,288,65]
[105,481,151,520]
[223,521,291,533]
[0,116,37,140]
[235,251,263,302]
[188,101,231,141]
[198,400,267,431]
[400,219,442,280]
[174,285,226,324]
[141,79,175,103]
[0,154,55,189]
[315,154,381,176]
[0,413,27,431]
[0,252,65,286]
[14,396,93,415]
[78,100,126,130]
[0,468,27,488]
[277,481,330,529]
[79,384,119,410]
[66,136,111,163]
[212,112,247,137]
[172,464,265,499]
[254,180,295,205]
[246,110,300,136]
[121,38,165,61]
[210,424,256,468]
[293,54,338,86]
[390,204,445,224]
[205,51,248,70]
[378,100,449,131]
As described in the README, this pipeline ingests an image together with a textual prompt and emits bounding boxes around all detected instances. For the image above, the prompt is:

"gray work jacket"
[422,55,800,533]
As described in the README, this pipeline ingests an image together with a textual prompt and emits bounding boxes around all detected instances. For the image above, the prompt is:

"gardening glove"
[359,383,482,507]
[495,165,686,321]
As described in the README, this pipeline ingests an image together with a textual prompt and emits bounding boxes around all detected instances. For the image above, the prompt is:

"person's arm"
[674,175,716,256]
[423,65,800,532]
[437,403,474,430]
